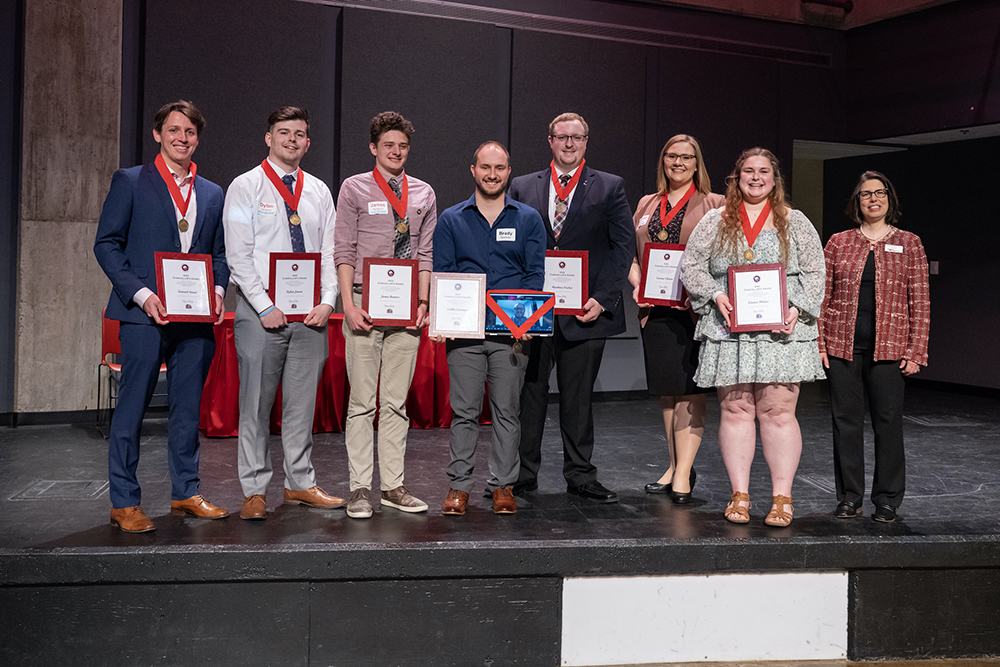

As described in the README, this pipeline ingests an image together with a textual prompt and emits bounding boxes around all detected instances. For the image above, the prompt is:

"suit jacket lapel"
[145,162,182,246]
[534,170,557,242]
[190,176,206,248]
[559,166,592,243]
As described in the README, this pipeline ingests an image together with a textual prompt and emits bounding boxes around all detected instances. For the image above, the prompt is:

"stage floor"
[1,381,998,550]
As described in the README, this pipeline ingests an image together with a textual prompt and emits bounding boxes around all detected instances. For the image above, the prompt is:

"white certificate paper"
[642,248,685,303]
[161,258,210,317]
[731,267,785,330]
[272,258,316,317]
[429,273,486,339]
[366,263,413,321]
[544,255,585,312]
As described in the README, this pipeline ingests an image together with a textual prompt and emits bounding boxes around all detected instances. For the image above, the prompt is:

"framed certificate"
[362,257,419,326]
[154,252,216,322]
[639,243,686,307]
[269,252,320,322]
[544,250,588,315]
[428,272,486,339]
[727,263,788,332]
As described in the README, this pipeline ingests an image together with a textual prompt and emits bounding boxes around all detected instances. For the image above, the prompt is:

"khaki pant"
[343,292,421,491]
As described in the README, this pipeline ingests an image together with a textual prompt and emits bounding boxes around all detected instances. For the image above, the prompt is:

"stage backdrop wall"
[823,135,1000,390]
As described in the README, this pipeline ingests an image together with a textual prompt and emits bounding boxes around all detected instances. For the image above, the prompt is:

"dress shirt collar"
[374,166,406,185]
[266,157,298,180]
[461,193,518,214]
[554,164,582,180]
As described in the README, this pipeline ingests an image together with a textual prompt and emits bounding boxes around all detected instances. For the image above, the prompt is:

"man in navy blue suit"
[94,101,230,532]
[509,112,634,503]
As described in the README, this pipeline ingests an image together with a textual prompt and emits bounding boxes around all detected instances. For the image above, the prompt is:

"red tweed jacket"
[817,226,930,365]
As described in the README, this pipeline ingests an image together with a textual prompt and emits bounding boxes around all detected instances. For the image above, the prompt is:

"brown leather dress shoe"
[284,486,346,509]
[442,489,469,516]
[492,486,517,514]
[170,495,229,519]
[240,494,267,520]
[110,506,155,533]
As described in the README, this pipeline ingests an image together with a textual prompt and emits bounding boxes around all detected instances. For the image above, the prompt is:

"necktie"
[282,174,306,253]
[389,177,411,259]
[552,173,571,238]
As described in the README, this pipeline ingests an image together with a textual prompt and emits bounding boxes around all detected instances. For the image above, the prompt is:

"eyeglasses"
[550,134,588,144]
[859,189,888,200]
[665,153,696,164]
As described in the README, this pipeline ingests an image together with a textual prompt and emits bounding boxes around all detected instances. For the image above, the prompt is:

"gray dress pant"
[234,294,328,496]
[446,338,528,493]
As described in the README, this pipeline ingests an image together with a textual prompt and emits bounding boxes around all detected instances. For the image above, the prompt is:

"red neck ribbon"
[372,168,408,219]
[261,160,303,213]
[659,182,697,229]
[550,160,586,202]
[486,291,554,340]
[155,153,197,217]
[740,200,772,249]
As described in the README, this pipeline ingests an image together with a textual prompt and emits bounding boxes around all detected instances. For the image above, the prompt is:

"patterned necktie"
[282,174,306,253]
[389,177,411,259]
[552,173,572,238]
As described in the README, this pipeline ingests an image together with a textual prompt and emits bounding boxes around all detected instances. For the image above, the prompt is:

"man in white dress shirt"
[223,106,343,520]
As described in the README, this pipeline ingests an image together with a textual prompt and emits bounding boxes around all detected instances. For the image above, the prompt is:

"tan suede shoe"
[284,486,346,509]
[170,495,229,519]
[110,506,156,533]
[240,494,267,520]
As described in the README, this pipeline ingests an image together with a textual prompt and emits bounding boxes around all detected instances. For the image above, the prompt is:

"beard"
[476,177,507,200]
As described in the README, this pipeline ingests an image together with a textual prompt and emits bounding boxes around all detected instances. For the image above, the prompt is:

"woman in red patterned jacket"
[818,171,929,524]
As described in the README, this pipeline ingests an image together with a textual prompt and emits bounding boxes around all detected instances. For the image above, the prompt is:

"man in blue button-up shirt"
[434,141,546,516]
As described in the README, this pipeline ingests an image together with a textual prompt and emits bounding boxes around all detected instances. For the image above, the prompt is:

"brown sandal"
[765,494,793,527]
[724,491,751,524]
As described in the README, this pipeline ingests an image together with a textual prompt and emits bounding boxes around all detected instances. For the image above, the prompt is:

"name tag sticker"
[258,201,277,216]
[638,215,650,227]
[885,244,903,253]
[497,229,516,242]
[368,201,389,215]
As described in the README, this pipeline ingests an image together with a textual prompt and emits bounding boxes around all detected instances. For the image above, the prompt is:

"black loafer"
[835,501,862,518]
[873,505,896,523]
[644,481,672,494]
[567,480,619,503]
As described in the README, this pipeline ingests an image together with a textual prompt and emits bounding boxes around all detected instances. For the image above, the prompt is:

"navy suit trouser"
[108,321,216,508]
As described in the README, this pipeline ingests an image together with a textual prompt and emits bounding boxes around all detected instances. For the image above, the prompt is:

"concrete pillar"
[17,0,122,412]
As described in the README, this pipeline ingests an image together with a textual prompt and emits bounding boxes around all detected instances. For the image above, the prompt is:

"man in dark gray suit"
[509,112,634,503]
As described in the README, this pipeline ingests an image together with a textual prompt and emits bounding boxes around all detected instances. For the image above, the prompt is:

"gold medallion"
[178,218,189,233]
[396,221,408,234]
[555,200,568,215]
[657,229,668,241]
[289,212,302,226]
[744,249,754,261]
[512,340,522,354]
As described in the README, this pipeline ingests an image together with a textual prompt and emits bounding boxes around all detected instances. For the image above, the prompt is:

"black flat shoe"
[644,481,672,494]
[567,480,619,503]
[835,501,862,518]
[873,505,897,523]
[670,491,692,505]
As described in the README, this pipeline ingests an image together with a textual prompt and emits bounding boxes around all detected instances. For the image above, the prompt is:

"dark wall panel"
[143,0,339,193]
[510,30,647,210]
[310,578,562,666]
[0,0,22,415]
[845,1,1000,140]
[851,568,1000,659]
[823,137,1000,389]
[654,48,780,196]
[339,9,510,211]
[0,582,311,665]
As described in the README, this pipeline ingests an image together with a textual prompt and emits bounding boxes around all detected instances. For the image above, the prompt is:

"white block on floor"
[561,572,848,666]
